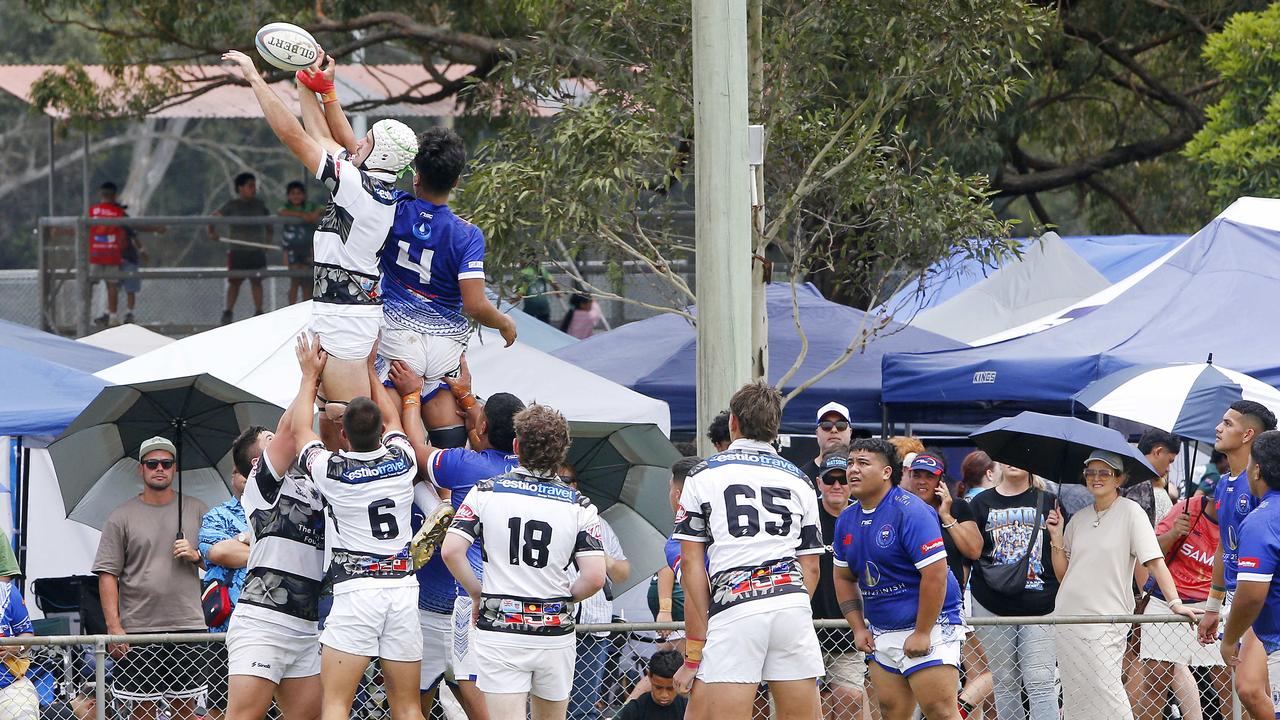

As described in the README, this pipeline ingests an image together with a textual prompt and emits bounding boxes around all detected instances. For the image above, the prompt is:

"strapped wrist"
[658,598,672,613]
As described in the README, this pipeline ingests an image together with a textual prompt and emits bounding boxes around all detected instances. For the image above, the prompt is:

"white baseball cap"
[138,436,177,460]
[815,402,851,424]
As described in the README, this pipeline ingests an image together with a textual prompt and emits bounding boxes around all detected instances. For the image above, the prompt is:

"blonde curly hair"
[514,404,571,475]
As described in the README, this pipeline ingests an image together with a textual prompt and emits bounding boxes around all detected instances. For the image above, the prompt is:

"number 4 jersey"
[380,199,486,343]
[299,431,418,594]
[672,439,824,620]
[448,469,604,640]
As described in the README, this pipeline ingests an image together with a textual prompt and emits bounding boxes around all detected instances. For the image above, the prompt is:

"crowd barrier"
[0,615,1241,720]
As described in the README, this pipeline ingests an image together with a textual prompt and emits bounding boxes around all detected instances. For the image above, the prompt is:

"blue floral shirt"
[199,497,248,632]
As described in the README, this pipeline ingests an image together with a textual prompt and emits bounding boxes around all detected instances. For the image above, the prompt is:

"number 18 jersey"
[448,469,604,640]
[672,439,824,620]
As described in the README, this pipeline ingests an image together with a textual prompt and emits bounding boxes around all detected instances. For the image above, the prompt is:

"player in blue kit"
[389,364,525,720]
[1221,430,1280,717]
[1198,401,1277,720]
[379,127,517,451]
[832,438,966,720]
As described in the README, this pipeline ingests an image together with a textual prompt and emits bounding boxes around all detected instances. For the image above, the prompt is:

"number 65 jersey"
[448,469,604,641]
[673,439,824,621]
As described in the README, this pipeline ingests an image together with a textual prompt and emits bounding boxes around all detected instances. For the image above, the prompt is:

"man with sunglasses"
[94,437,210,720]
[809,445,870,720]
[801,402,853,482]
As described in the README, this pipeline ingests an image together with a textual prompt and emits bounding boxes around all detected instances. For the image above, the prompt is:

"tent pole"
[47,118,55,217]
[880,405,889,439]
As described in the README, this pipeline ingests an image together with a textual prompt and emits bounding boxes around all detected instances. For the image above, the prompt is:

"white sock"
[414,483,442,515]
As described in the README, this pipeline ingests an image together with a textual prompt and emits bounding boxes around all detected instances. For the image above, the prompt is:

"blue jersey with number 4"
[1234,490,1280,652]
[832,485,964,632]
[380,199,487,341]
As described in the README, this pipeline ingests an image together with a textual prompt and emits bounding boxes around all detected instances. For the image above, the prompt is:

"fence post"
[94,637,106,720]
[74,218,90,336]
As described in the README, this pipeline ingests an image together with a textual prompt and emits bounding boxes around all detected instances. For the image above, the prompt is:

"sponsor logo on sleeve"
[1239,557,1261,569]
[920,538,944,555]
[842,533,852,546]
[468,261,484,269]
[674,506,688,523]
[455,503,476,521]
[587,522,603,540]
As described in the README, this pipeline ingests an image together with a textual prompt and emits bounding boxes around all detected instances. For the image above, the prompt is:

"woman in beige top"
[1046,449,1198,719]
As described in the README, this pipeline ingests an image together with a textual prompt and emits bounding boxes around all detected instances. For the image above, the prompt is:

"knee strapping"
[428,425,467,449]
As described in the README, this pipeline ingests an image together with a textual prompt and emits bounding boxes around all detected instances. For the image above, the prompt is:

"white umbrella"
[1073,358,1280,444]
[96,302,672,433]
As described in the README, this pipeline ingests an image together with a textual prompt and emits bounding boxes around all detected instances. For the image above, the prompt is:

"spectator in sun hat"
[801,401,853,480]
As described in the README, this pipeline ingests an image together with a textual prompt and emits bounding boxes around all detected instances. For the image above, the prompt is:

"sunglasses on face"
[1083,468,1115,479]
[818,421,850,432]
[821,473,849,486]
[142,459,175,470]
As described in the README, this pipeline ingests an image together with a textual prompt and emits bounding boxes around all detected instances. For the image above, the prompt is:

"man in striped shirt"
[224,337,329,720]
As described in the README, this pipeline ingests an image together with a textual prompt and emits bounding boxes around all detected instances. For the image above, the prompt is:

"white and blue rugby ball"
[254,22,320,72]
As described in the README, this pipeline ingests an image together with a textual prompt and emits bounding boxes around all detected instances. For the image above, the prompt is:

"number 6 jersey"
[448,469,604,640]
[672,439,824,620]
[299,431,418,594]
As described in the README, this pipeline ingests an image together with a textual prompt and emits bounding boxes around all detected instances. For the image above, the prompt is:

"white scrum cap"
[366,119,418,177]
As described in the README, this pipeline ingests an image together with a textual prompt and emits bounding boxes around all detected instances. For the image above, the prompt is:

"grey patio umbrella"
[566,420,682,594]
[48,374,281,530]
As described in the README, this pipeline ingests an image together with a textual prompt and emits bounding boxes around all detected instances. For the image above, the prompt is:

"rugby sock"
[414,483,442,514]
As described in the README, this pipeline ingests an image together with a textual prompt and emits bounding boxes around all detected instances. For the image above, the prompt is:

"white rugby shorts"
[321,586,422,662]
[473,630,575,701]
[871,623,968,677]
[699,603,824,684]
[1268,650,1280,715]
[377,324,466,383]
[227,614,321,683]
[451,595,480,681]
[309,306,381,361]
[419,609,452,691]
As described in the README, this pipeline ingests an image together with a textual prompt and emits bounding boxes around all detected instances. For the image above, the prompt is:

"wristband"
[658,598,673,613]
[941,520,957,529]
[683,660,701,671]
[454,391,477,411]
[684,637,705,664]
[1209,588,1226,602]
[320,89,338,104]
[402,394,421,408]
[1206,597,1222,613]
[1211,584,1227,593]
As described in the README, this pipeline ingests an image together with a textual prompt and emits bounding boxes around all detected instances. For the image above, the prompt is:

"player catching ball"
[222,48,417,446]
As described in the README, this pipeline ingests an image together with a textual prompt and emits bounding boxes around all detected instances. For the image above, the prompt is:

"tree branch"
[1084,176,1148,232]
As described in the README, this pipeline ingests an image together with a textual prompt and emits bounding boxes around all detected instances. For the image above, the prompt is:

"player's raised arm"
[290,333,327,448]
[222,51,325,175]
[388,360,436,472]
[365,344,404,437]
[296,52,358,154]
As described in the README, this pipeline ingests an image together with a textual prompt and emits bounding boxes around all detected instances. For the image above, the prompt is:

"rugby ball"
[254,22,320,72]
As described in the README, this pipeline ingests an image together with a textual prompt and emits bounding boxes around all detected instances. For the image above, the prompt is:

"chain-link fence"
[0,615,1242,720]
[29,214,694,339]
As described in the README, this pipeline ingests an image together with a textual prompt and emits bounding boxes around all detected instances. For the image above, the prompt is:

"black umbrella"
[48,374,281,531]
[566,421,681,594]
[969,411,1157,485]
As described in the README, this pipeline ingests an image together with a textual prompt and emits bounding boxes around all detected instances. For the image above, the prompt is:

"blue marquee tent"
[881,199,1280,423]
[885,234,1186,317]
[0,320,124,437]
[554,283,963,433]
